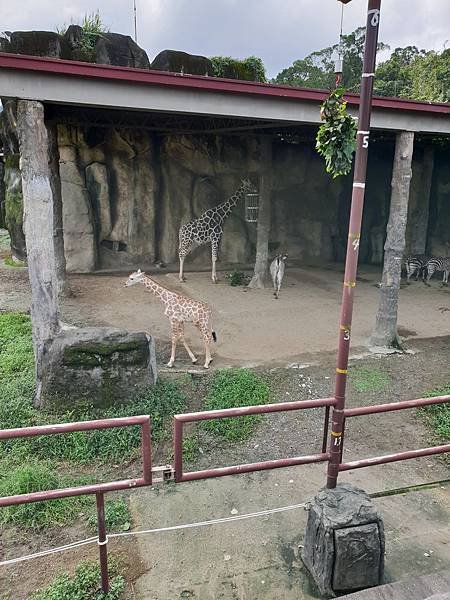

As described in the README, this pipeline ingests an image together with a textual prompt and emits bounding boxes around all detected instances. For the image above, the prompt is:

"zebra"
[424,256,450,285]
[404,255,429,282]
[270,253,288,299]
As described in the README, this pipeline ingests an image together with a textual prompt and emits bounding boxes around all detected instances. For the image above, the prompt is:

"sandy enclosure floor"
[1,263,450,366]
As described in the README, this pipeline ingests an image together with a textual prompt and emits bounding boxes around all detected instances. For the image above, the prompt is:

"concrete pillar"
[248,136,272,288]
[16,100,61,406]
[302,483,385,598]
[370,130,414,350]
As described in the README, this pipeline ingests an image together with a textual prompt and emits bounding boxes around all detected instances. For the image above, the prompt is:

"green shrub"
[202,369,270,441]
[31,558,125,600]
[0,460,90,529]
[87,499,131,533]
[225,270,249,287]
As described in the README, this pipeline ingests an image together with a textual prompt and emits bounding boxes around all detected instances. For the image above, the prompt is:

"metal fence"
[0,394,449,592]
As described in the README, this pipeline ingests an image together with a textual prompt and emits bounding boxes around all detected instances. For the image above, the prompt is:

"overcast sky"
[2,1,449,77]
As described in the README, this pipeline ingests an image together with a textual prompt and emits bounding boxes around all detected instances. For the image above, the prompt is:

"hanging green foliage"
[316,87,357,178]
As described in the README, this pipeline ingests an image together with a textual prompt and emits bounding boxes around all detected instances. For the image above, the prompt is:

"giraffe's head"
[124,269,145,287]
[240,178,257,193]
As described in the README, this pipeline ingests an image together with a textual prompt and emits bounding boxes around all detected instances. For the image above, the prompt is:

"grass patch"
[3,255,26,268]
[420,383,450,460]
[202,369,270,441]
[0,459,90,529]
[87,498,131,533]
[31,558,125,600]
[350,367,390,393]
[0,312,187,465]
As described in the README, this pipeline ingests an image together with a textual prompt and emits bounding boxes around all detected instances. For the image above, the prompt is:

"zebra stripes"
[405,255,450,285]
[424,257,450,285]
[405,255,428,282]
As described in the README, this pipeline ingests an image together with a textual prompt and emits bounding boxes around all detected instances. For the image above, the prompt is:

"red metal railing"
[0,415,152,594]
[173,398,335,483]
[338,394,450,472]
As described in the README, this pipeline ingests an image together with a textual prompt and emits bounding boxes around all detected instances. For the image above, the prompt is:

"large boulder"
[0,30,65,57]
[95,32,150,68]
[40,327,157,409]
[151,49,212,76]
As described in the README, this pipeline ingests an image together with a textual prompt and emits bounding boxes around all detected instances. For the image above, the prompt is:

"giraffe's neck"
[215,185,246,220]
[141,275,170,304]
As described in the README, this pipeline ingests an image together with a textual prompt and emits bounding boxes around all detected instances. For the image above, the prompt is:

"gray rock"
[3,153,26,261]
[151,49,212,76]
[40,327,157,409]
[95,32,150,69]
[302,483,385,598]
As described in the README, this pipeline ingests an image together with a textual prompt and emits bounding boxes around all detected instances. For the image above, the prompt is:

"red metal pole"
[141,418,152,485]
[327,0,382,488]
[96,492,109,594]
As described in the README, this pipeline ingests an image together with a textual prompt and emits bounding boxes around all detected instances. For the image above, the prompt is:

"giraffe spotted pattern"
[178,179,257,283]
[125,269,216,368]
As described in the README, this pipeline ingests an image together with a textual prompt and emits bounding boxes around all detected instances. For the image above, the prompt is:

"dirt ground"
[0,260,449,599]
[1,261,450,367]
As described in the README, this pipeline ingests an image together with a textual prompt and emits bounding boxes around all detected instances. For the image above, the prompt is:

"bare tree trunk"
[370,130,414,349]
[406,146,434,256]
[248,137,272,289]
[16,100,61,406]
[47,123,70,297]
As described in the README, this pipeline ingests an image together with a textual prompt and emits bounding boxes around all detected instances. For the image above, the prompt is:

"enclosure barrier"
[338,394,450,472]
[0,415,152,594]
[173,397,335,482]
[1,394,449,594]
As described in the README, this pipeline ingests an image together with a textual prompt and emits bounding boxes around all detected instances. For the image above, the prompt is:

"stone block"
[302,483,385,598]
[40,327,157,409]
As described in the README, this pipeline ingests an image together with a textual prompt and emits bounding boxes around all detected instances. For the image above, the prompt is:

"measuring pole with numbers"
[327,0,382,489]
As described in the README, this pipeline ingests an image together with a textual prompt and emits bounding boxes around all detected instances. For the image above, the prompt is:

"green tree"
[409,49,450,102]
[274,27,387,91]
[374,46,424,98]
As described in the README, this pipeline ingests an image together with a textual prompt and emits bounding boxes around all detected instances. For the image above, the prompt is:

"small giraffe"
[125,269,216,368]
[270,253,288,299]
[178,179,257,283]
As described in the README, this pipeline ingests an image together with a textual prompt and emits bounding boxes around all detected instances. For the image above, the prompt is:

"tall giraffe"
[125,269,216,368]
[178,179,257,283]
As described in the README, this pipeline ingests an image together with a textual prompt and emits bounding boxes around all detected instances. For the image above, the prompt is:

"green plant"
[87,499,131,533]
[210,55,266,82]
[3,255,26,267]
[0,460,90,529]
[350,367,390,393]
[31,558,125,600]
[316,87,357,178]
[202,369,270,441]
[420,383,450,440]
[182,435,199,462]
[57,11,109,58]
[225,270,249,287]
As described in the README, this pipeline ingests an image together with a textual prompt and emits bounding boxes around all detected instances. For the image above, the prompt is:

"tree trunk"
[47,123,70,297]
[405,146,434,256]
[248,137,272,289]
[370,130,414,349]
[16,100,61,406]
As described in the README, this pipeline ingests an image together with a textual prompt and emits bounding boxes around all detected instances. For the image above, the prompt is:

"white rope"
[0,502,307,568]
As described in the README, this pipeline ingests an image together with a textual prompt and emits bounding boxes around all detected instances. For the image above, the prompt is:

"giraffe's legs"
[167,320,181,368]
[195,321,213,368]
[179,255,186,282]
[211,240,219,284]
[167,320,197,367]
[179,322,198,364]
